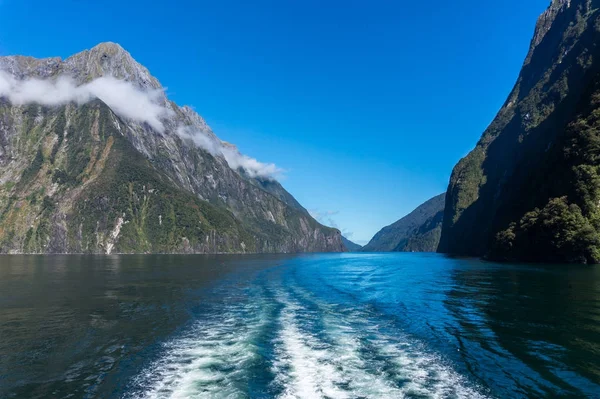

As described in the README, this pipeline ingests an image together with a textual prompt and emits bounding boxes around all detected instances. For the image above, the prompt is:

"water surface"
[0,253,598,398]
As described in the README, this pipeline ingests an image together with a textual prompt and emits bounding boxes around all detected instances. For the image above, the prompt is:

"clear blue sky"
[0,0,549,244]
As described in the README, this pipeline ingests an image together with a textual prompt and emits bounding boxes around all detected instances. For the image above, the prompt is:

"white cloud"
[308,209,355,240]
[342,230,354,239]
[85,78,169,132]
[309,209,341,228]
[0,70,281,180]
[221,147,282,179]
[177,126,282,180]
[0,71,170,132]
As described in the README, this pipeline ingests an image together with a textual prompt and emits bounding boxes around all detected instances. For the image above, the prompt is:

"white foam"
[129,300,269,399]
[282,284,490,399]
[271,288,406,398]
[272,291,351,399]
[129,280,490,399]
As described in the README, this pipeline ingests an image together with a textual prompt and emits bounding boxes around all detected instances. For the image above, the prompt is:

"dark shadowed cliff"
[439,0,600,263]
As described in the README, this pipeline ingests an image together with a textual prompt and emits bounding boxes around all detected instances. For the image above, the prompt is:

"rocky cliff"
[439,0,600,263]
[0,43,344,254]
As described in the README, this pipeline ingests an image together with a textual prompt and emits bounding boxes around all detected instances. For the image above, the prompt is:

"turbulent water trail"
[127,281,277,399]
[276,282,488,399]
[128,267,490,399]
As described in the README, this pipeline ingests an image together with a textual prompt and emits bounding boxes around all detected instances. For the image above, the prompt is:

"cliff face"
[439,0,600,263]
[363,194,445,253]
[0,43,344,254]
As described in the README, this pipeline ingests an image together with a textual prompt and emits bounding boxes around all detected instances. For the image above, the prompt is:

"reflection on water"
[445,264,600,397]
[0,254,288,398]
[0,253,598,398]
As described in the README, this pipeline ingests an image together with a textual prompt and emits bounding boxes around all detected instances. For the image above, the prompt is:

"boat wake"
[127,268,490,399]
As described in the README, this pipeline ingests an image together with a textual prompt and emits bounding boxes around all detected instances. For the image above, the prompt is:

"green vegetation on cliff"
[440,0,600,263]
[0,44,344,254]
[0,101,256,253]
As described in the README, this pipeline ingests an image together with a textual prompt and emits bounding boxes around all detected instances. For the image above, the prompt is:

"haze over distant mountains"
[362,194,445,253]
[341,236,362,251]
[0,43,345,254]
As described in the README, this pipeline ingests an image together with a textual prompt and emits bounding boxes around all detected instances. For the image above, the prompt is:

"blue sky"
[0,0,549,244]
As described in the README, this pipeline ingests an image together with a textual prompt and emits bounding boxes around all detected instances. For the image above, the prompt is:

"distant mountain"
[342,236,362,251]
[0,43,344,254]
[362,194,445,252]
[439,0,600,263]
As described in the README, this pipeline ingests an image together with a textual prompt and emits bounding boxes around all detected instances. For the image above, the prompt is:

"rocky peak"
[0,55,62,80]
[529,0,572,54]
[0,42,162,92]
[62,42,161,90]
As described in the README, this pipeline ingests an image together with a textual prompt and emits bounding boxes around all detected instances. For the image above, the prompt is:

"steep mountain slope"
[341,236,362,251]
[0,43,344,254]
[439,0,600,263]
[362,194,445,252]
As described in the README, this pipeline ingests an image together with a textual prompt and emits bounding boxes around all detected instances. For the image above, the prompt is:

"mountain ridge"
[362,194,445,253]
[342,236,362,251]
[0,43,344,254]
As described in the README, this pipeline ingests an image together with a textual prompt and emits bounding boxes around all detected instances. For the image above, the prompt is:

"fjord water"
[0,254,598,398]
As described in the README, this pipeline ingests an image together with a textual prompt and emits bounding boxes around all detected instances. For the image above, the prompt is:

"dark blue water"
[0,253,599,398]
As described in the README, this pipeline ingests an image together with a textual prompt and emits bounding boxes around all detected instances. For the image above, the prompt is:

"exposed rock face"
[530,0,572,52]
[362,194,445,253]
[439,0,600,263]
[0,43,344,254]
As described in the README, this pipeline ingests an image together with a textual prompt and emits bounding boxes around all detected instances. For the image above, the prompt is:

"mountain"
[362,194,445,252]
[439,0,600,263]
[0,42,345,254]
[341,236,362,251]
